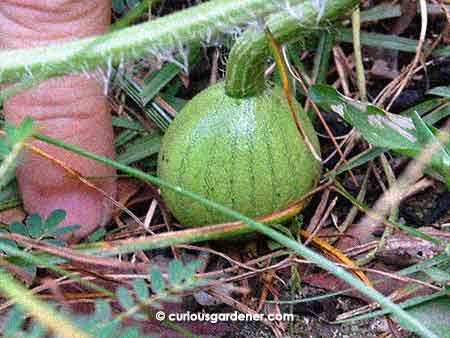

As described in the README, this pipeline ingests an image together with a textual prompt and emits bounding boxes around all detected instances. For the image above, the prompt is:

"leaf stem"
[352,7,367,101]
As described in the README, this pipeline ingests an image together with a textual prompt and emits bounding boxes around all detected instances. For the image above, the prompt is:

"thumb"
[0,0,116,240]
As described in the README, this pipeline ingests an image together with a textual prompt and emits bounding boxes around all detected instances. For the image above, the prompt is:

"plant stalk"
[0,0,304,85]
[352,7,367,101]
[0,272,92,338]
[225,0,360,98]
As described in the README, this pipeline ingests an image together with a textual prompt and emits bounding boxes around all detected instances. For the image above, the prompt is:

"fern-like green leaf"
[168,259,184,287]
[133,278,150,301]
[150,266,165,294]
[117,286,136,310]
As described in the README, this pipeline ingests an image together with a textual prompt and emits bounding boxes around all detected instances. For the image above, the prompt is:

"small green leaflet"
[0,118,35,189]
[309,85,450,186]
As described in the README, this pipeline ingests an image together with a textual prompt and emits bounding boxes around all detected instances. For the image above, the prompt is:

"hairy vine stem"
[0,0,305,85]
[225,0,360,98]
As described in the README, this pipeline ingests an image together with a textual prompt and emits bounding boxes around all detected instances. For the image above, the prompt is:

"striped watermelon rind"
[158,82,321,226]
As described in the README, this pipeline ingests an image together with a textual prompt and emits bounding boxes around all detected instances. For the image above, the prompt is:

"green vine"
[225,0,359,97]
[0,0,305,85]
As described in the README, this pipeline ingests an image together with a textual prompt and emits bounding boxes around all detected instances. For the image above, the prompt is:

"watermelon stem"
[224,0,360,98]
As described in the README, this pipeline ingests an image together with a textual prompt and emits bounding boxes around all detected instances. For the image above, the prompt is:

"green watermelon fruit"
[157,82,321,226]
